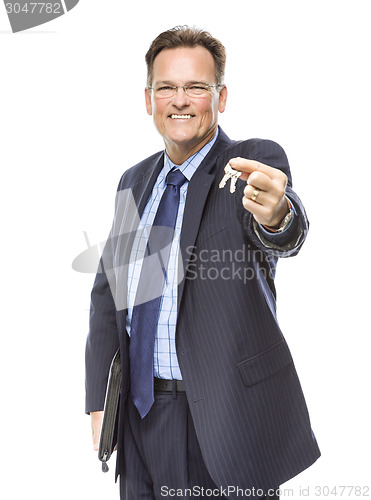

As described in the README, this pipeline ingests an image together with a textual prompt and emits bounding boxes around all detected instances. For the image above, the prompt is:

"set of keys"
[219,163,242,193]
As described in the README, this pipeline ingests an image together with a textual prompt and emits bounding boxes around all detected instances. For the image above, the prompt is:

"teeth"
[171,114,192,119]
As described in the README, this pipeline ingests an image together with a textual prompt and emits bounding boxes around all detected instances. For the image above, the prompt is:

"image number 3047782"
[4,0,79,33]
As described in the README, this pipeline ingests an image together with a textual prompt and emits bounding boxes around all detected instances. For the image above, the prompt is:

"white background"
[1,1,370,498]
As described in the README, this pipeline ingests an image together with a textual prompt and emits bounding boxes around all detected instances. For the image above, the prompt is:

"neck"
[165,128,218,165]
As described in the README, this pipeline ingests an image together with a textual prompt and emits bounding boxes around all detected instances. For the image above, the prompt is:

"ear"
[145,88,153,116]
[218,85,228,113]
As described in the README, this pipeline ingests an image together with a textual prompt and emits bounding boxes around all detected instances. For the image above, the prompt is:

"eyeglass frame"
[147,82,225,98]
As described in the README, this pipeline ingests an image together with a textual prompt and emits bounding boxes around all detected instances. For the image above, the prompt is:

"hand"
[228,157,289,228]
[91,411,104,451]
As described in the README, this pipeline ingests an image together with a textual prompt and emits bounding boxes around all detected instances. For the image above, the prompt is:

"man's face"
[145,46,227,163]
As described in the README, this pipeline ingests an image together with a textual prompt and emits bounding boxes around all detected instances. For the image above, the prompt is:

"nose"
[171,86,190,107]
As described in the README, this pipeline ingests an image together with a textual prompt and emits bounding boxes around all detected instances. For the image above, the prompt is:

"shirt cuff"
[254,198,301,248]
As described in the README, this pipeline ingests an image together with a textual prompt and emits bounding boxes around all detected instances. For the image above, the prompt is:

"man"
[86,26,320,500]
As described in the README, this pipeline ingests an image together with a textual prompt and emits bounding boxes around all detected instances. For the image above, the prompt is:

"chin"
[167,131,197,145]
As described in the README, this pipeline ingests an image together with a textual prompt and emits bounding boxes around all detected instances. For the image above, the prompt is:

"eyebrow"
[154,80,210,86]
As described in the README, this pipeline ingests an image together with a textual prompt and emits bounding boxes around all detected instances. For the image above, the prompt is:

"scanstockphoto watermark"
[160,486,280,497]
[72,188,284,311]
[185,245,277,284]
[160,485,371,497]
[3,0,79,32]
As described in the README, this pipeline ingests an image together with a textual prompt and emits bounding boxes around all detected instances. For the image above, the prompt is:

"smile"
[170,114,193,119]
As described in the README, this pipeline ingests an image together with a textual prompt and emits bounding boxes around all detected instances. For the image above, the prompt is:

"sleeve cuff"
[254,198,302,249]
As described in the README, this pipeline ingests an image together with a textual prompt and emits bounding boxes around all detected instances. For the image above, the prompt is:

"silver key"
[219,163,242,193]
[219,163,233,189]
[230,170,243,193]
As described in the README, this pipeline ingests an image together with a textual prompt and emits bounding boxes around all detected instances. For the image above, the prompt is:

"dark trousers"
[120,390,279,500]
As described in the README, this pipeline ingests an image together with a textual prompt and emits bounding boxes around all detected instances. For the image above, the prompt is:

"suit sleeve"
[237,139,309,258]
[85,234,120,414]
[84,172,133,414]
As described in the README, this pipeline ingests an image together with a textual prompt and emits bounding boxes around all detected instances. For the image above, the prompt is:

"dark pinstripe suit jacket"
[85,128,320,493]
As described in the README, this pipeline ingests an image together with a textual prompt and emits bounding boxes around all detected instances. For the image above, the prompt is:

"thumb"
[228,157,251,182]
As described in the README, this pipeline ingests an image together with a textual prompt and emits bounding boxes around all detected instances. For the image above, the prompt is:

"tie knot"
[165,169,187,188]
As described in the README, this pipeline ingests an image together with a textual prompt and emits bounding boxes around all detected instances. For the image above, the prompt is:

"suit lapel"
[177,128,232,312]
[132,153,165,218]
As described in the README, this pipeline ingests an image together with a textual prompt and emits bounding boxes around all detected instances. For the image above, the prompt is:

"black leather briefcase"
[98,349,121,472]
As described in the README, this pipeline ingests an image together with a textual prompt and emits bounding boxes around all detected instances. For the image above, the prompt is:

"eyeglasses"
[148,83,224,99]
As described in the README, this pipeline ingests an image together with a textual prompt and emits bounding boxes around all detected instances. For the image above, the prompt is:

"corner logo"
[4,0,79,32]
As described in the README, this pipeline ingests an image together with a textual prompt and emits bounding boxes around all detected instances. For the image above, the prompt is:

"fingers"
[244,184,265,206]
[242,195,273,222]
[244,171,285,205]
[91,411,104,451]
[229,157,283,181]
[246,170,272,193]
[243,192,289,228]
[224,156,288,227]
